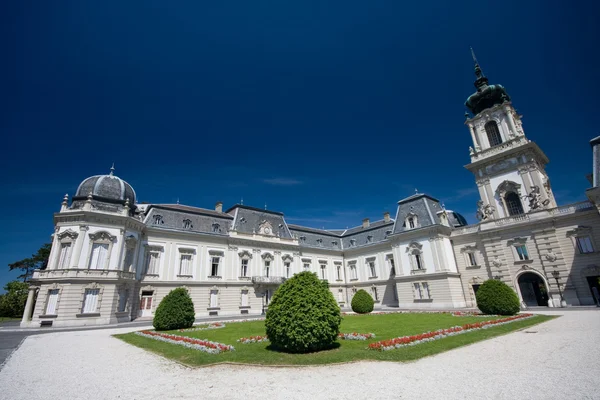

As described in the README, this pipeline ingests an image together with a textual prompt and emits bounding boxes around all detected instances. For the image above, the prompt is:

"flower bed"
[178,322,226,332]
[338,332,376,340]
[368,313,534,351]
[237,335,269,344]
[135,331,235,354]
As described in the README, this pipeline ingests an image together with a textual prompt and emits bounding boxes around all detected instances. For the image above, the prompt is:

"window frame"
[178,248,195,277]
[86,231,116,270]
[367,258,377,279]
[567,227,596,255]
[508,237,530,262]
[485,120,503,147]
[78,282,104,316]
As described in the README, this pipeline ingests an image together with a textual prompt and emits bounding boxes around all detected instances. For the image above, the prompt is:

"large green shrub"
[153,288,196,331]
[475,279,520,315]
[265,271,341,353]
[351,289,374,314]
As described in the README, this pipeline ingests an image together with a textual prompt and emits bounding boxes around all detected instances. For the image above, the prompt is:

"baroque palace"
[21,59,600,327]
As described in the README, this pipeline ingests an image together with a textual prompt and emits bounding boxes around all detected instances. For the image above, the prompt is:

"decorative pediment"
[57,229,78,241]
[258,220,274,236]
[50,282,61,290]
[469,276,484,284]
[566,226,592,238]
[241,286,249,291]
[496,180,521,196]
[208,249,225,256]
[507,236,528,246]
[124,235,137,247]
[261,252,274,261]
[238,250,253,260]
[318,259,328,265]
[460,245,477,253]
[301,258,312,263]
[88,231,116,242]
[281,254,293,262]
[85,282,101,290]
[405,241,423,253]
[210,285,219,292]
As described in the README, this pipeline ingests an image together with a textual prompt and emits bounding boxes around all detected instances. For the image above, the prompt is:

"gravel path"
[0,310,598,400]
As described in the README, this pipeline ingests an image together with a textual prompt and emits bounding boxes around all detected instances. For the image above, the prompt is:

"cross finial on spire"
[264,203,267,210]
[470,46,478,65]
[241,197,244,205]
[415,188,418,194]
[176,197,180,205]
[109,162,115,176]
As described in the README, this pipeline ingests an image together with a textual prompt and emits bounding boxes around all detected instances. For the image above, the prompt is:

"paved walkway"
[0,310,598,400]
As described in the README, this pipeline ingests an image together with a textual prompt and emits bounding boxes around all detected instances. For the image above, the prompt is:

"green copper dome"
[464,50,510,115]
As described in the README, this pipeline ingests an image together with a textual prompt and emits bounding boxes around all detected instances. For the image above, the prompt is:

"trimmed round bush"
[265,271,342,353]
[351,289,374,314]
[475,279,520,316]
[153,288,196,331]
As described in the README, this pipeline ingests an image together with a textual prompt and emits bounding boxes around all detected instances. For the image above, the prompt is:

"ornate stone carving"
[252,248,262,254]
[544,252,558,262]
[57,229,79,240]
[496,180,521,197]
[476,200,495,221]
[491,257,502,268]
[258,220,274,236]
[88,231,116,242]
[261,252,274,261]
[523,185,550,211]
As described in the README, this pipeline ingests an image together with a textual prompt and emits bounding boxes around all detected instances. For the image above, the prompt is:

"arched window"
[485,121,503,147]
[505,192,524,216]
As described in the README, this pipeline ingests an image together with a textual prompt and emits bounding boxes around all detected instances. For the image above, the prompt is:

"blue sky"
[1,1,599,292]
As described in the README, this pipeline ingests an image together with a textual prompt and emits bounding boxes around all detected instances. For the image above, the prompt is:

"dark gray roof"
[341,220,394,249]
[392,194,445,234]
[75,173,136,205]
[229,205,293,239]
[289,229,343,250]
[326,229,347,235]
[287,224,341,237]
[145,205,232,235]
[343,220,394,236]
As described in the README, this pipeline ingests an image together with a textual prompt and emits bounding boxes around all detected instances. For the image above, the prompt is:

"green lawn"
[115,313,554,366]
[0,317,20,323]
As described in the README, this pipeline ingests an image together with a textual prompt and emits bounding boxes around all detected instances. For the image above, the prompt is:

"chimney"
[215,201,223,213]
[362,218,370,228]
[383,212,390,223]
[591,136,600,187]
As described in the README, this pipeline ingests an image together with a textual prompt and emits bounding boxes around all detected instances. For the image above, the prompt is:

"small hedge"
[153,288,196,331]
[265,271,342,353]
[351,289,374,314]
[475,279,520,316]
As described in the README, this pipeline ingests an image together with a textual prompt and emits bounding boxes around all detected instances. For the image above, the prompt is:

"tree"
[265,271,342,353]
[0,281,29,318]
[8,243,52,282]
[475,279,521,316]
[351,289,374,314]
[153,288,196,331]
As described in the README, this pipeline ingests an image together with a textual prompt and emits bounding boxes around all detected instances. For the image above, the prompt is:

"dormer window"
[385,230,392,236]
[366,235,373,243]
[182,219,193,229]
[405,214,418,230]
[485,121,503,147]
[350,239,356,247]
[408,218,415,229]
[316,238,323,246]
[212,223,220,233]
[153,214,164,225]
[332,240,338,246]
[299,236,306,242]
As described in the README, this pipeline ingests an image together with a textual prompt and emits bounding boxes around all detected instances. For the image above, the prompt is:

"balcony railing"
[32,269,136,280]
[251,276,286,285]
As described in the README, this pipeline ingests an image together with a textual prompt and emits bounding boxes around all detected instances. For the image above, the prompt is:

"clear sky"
[1,1,599,292]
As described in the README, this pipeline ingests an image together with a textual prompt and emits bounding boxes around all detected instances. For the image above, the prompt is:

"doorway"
[518,273,549,307]
[139,291,154,317]
[586,276,600,305]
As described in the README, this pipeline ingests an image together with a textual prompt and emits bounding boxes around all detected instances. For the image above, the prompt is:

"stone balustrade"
[251,276,286,285]
[32,269,136,281]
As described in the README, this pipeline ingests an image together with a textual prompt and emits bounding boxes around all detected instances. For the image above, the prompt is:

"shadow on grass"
[265,341,341,354]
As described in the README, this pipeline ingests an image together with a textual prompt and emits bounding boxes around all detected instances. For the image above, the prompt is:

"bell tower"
[464,49,557,221]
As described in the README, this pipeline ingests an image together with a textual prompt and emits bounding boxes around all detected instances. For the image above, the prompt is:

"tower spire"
[469,47,488,91]
[109,163,115,176]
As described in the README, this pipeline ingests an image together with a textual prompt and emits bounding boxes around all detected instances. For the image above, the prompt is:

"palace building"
[20,58,600,328]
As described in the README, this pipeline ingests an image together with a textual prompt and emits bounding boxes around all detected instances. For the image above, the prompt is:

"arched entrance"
[517,272,549,307]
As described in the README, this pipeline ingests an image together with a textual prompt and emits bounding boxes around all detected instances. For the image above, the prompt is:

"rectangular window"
[389,258,396,276]
[145,251,160,275]
[415,254,423,270]
[467,252,477,266]
[265,289,270,305]
[285,262,291,278]
[123,247,134,272]
[211,257,220,276]
[336,265,342,280]
[89,243,109,270]
[372,287,378,301]
[320,265,326,279]
[58,243,72,269]
[179,253,193,276]
[118,289,129,312]
[82,288,99,313]
[241,259,249,277]
[45,289,59,315]
[337,290,343,302]
[210,289,218,308]
[422,282,430,299]
[241,290,249,307]
[576,236,594,254]
[368,261,376,277]
[515,245,529,261]
[303,263,310,271]
[350,265,358,280]
[414,283,422,300]
[264,261,270,277]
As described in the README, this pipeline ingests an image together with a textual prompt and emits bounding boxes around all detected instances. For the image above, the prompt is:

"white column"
[115,229,127,271]
[70,225,88,269]
[48,230,61,270]
[504,107,518,137]
[20,287,37,325]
